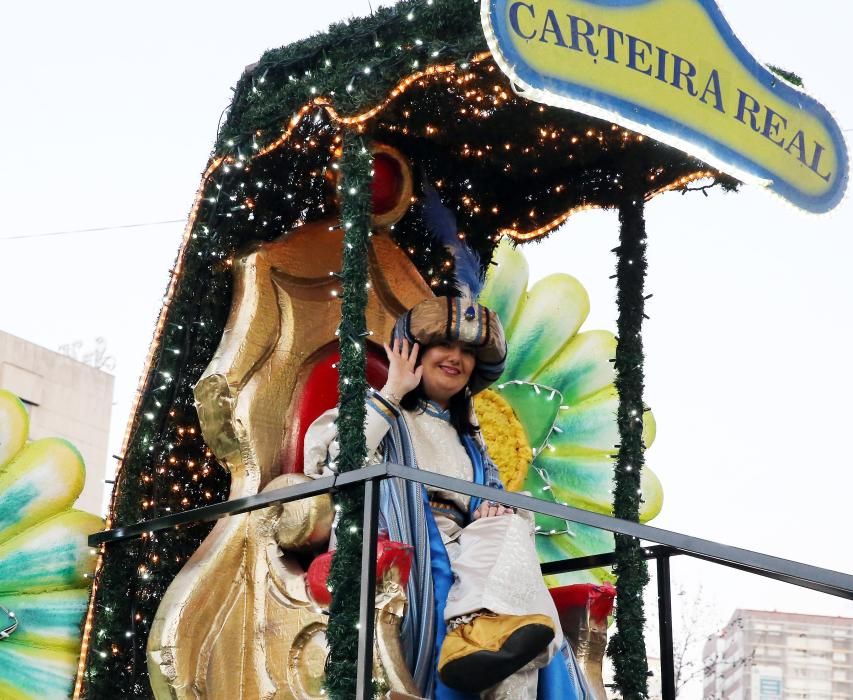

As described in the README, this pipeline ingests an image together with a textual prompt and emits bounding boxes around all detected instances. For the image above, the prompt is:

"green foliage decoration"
[217,0,735,274]
[325,133,374,699]
[607,181,651,699]
[219,0,485,149]
[767,64,804,87]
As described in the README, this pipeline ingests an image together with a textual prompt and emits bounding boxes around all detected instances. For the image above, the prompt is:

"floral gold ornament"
[145,185,432,698]
[0,390,101,699]
[475,241,662,584]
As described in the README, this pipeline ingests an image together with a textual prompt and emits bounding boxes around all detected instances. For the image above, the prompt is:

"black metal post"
[356,477,381,700]
[657,554,676,700]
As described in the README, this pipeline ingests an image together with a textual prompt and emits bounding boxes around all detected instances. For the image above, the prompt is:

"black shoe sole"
[438,622,555,693]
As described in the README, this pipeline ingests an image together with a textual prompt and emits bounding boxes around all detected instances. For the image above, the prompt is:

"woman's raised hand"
[382,339,423,398]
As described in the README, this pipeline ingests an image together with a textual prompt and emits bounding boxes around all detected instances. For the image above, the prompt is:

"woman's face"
[419,341,476,407]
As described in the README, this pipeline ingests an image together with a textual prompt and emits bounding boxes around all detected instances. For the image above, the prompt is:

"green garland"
[220,0,484,150]
[768,65,803,87]
[325,134,374,698]
[607,178,651,699]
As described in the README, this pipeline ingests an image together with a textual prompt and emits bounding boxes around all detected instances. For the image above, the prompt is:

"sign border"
[482,0,849,213]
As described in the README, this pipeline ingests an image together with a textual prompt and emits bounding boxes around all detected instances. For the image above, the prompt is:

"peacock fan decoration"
[0,389,101,700]
[477,241,661,585]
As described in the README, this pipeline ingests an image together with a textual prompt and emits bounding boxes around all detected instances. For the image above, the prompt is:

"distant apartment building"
[703,609,853,699]
[0,330,113,516]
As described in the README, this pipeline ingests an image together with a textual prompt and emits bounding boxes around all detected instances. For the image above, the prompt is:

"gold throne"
[147,146,430,699]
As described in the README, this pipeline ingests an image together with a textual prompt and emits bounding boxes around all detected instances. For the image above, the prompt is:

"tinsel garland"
[220,0,484,149]
[607,179,651,699]
[324,133,374,699]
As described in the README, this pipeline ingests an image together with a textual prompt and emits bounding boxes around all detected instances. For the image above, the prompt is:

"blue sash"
[378,413,589,698]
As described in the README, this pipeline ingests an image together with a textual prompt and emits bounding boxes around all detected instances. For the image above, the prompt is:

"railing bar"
[230,463,388,515]
[542,543,852,599]
[384,465,853,598]
[229,476,340,516]
[540,552,618,575]
[87,477,336,546]
[88,497,261,547]
[386,464,673,537]
[88,463,389,546]
[683,551,853,600]
[87,463,853,598]
[540,545,676,576]
[355,478,381,700]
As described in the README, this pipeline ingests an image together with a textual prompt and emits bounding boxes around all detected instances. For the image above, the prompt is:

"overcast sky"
[1,0,850,669]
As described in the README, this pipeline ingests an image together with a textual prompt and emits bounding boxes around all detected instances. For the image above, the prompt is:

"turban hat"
[391,296,506,395]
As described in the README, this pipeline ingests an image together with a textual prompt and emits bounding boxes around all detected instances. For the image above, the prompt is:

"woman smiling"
[304,296,592,699]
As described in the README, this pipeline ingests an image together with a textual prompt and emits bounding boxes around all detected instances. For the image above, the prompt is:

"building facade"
[0,330,113,516]
[703,609,853,699]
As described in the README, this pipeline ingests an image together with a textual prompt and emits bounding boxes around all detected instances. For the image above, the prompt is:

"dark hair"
[399,378,477,437]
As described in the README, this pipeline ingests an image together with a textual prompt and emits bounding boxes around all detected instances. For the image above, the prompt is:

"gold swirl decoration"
[147,145,431,699]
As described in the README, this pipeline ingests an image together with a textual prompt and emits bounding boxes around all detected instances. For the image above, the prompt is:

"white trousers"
[435,512,564,698]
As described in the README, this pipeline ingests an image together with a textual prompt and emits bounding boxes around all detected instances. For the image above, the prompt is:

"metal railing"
[91,463,853,700]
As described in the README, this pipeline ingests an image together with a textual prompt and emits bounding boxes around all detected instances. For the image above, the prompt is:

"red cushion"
[306,552,333,607]
[280,342,389,475]
[549,583,615,623]
[306,538,414,608]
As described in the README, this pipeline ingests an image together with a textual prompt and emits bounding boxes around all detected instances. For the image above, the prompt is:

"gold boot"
[437,613,555,693]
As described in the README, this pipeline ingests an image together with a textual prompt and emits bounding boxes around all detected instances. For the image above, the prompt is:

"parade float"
[71,1,847,698]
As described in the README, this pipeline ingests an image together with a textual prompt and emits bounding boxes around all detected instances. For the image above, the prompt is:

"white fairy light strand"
[495,379,576,538]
